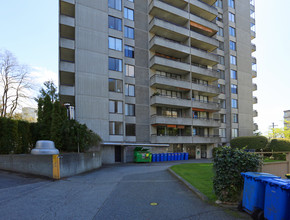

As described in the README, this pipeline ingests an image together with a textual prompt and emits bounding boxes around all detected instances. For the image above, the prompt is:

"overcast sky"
[0,0,290,135]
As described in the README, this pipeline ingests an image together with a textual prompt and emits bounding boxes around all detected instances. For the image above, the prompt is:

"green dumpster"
[134,147,152,163]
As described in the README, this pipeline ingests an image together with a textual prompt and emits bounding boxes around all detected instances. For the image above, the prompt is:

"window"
[220,99,226,109]
[215,0,223,8]
[231,69,237,79]
[231,84,238,94]
[108,0,122,11]
[251,23,256,32]
[108,16,122,31]
[229,41,236,51]
[109,57,123,71]
[232,128,238,138]
[124,26,134,39]
[219,128,226,138]
[229,26,236,37]
[219,56,225,65]
[230,55,237,65]
[108,37,122,51]
[124,45,134,58]
[218,84,225,93]
[250,10,255,19]
[216,13,223,22]
[109,121,123,135]
[128,0,134,2]
[125,84,135,96]
[109,100,123,113]
[221,114,226,123]
[233,114,238,123]
[126,124,136,136]
[125,64,134,77]
[219,41,224,51]
[231,99,238,108]
[125,104,135,116]
[109,78,123,93]
[217,27,224,37]
[124,7,134,20]
[228,0,235,8]
[229,12,235,22]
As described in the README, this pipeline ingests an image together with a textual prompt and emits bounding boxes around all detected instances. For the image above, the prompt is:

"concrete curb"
[168,168,209,202]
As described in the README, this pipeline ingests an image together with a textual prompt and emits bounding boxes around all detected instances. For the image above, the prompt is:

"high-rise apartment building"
[59,0,257,163]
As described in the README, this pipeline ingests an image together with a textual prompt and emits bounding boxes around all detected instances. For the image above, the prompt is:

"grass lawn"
[263,158,285,163]
[171,163,216,202]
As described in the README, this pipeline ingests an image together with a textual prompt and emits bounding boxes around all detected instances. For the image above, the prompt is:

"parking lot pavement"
[0,161,250,220]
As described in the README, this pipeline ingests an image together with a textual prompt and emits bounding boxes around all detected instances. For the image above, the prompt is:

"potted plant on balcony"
[152,91,160,96]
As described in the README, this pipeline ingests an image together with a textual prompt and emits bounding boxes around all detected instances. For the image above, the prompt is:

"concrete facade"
[59,0,257,162]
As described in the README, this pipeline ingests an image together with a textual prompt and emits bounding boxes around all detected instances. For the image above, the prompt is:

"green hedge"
[230,136,268,150]
[213,146,262,202]
[268,138,290,152]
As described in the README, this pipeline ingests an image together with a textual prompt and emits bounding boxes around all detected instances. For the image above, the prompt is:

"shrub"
[213,146,262,202]
[230,136,268,151]
[267,138,290,152]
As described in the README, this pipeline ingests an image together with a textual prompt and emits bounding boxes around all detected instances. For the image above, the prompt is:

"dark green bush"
[273,153,286,161]
[267,138,290,152]
[230,136,268,151]
[213,146,262,202]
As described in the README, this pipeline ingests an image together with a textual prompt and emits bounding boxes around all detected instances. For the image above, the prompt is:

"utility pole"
[272,122,277,138]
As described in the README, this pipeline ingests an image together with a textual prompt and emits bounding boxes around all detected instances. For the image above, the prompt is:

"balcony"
[151,134,220,144]
[151,95,192,108]
[60,1,75,17]
[252,83,257,91]
[191,65,219,81]
[60,85,75,96]
[199,0,216,6]
[60,48,75,63]
[60,38,75,50]
[251,43,256,52]
[149,18,189,42]
[192,83,219,96]
[192,135,220,144]
[60,0,75,4]
[253,110,258,117]
[252,56,257,64]
[60,61,75,73]
[188,0,217,21]
[192,100,220,111]
[191,47,218,66]
[150,74,191,90]
[253,96,258,104]
[251,30,256,40]
[149,36,190,59]
[253,123,258,131]
[189,13,218,37]
[60,24,75,40]
[149,0,188,26]
[60,15,75,27]
[151,115,192,126]
[190,29,218,52]
[150,56,190,74]
[192,117,220,127]
[151,135,193,144]
[252,70,257,78]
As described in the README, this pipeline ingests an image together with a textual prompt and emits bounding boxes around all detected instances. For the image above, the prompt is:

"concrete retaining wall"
[0,152,102,179]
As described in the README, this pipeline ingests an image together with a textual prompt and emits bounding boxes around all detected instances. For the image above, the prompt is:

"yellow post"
[52,155,60,180]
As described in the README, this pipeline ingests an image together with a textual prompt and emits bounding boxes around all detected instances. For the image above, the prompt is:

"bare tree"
[0,50,32,117]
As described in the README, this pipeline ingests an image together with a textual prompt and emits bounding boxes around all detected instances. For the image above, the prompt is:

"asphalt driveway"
[0,160,250,220]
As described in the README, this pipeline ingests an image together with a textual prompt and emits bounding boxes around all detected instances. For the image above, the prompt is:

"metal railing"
[150,74,190,83]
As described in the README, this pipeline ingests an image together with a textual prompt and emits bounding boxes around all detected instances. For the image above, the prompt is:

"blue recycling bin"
[156,154,160,162]
[174,153,178,161]
[263,178,290,220]
[163,153,167,161]
[160,153,164,162]
[152,154,156,162]
[241,172,280,216]
[177,153,181,160]
[167,153,171,161]
[184,153,189,160]
[180,153,185,160]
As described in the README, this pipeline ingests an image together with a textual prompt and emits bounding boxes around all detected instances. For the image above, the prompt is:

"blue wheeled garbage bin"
[184,153,189,160]
[152,154,156,162]
[156,154,160,162]
[167,153,171,161]
[241,172,280,218]
[163,153,167,161]
[181,153,185,160]
[263,178,290,220]
[174,153,178,161]
[160,153,164,162]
